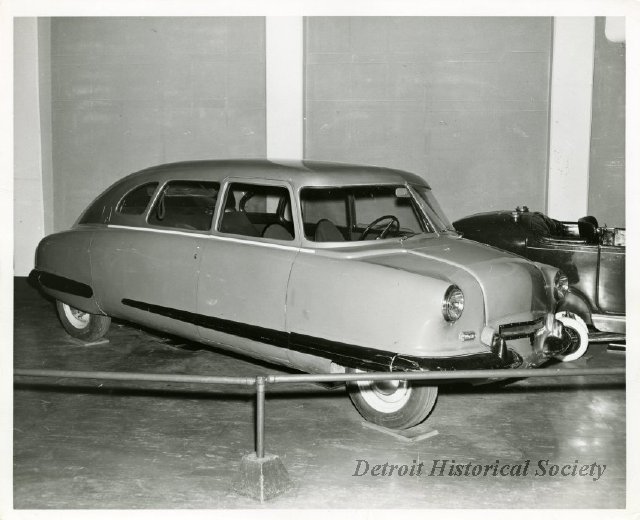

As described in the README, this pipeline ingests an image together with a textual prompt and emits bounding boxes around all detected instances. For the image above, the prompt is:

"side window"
[116,182,158,215]
[218,183,294,241]
[148,181,219,231]
[301,188,349,241]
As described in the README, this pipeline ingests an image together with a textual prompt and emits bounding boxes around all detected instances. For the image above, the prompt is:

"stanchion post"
[234,374,292,501]
[256,376,265,459]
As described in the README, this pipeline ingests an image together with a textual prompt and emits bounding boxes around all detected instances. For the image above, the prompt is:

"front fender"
[555,289,593,326]
[286,250,482,358]
[531,261,560,305]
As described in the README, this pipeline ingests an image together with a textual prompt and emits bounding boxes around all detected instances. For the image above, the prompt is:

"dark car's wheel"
[56,300,111,341]
[347,369,438,429]
[554,311,589,362]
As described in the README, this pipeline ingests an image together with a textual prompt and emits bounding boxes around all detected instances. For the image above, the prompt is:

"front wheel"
[346,369,438,429]
[56,300,111,342]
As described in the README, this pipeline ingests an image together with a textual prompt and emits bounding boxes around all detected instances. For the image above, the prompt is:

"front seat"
[262,223,293,241]
[314,219,345,242]
[578,216,599,244]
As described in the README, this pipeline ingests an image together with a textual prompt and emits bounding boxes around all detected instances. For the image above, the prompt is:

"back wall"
[588,17,625,227]
[304,17,553,222]
[50,17,266,231]
[13,16,626,276]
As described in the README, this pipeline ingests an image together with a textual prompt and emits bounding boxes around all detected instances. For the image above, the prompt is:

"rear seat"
[220,211,260,237]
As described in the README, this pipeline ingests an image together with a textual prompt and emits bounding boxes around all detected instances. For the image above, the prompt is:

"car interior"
[219,184,295,240]
[147,181,219,231]
[528,211,624,247]
[301,186,423,242]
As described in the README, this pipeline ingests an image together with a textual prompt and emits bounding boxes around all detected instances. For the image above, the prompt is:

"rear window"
[116,182,158,215]
[77,189,117,225]
[147,181,220,231]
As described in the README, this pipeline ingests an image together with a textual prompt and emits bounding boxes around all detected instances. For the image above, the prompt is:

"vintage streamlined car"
[454,206,626,343]
[32,160,588,429]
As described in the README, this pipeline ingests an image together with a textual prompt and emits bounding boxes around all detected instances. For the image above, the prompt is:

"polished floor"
[13,278,626,508]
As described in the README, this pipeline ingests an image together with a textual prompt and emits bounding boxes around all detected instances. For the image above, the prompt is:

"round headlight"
[442,285,464,322]
[554,271,569,300]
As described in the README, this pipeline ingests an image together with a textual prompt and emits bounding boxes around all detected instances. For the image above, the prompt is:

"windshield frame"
[408,184,455,234]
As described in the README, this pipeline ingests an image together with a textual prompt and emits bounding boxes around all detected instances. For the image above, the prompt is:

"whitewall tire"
[347,369,438,430]
[56,300,111,342]
[555,311,589,362]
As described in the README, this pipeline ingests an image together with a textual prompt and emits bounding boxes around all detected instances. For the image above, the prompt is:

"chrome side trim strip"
[106,224,315,254]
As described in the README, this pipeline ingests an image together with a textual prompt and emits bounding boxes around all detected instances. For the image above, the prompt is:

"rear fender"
[33,229,104,314]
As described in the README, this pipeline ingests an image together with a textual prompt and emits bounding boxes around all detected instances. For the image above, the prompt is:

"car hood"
[356,235,553,324]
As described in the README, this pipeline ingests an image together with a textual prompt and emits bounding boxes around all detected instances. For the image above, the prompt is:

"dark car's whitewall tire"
[56,300,111,341]
[554,311,589,362]
[347,369,438,429]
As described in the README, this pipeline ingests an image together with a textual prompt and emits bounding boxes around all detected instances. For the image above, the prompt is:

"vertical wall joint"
[266,17,304,160]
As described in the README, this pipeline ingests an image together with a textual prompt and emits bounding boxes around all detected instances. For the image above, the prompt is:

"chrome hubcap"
[356,375,412,413]
[370,379,402,395]
[63,304,90,329]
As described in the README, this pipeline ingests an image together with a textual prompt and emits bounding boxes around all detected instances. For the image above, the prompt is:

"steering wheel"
[360,215,400,240]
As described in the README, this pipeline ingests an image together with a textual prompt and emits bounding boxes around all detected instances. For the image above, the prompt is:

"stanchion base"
[361,421,439,442]
[65,338,110,347]
[233,452,292,502]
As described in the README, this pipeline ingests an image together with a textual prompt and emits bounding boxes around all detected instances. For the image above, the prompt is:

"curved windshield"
[410,185,455,233]
[301,185,434,242]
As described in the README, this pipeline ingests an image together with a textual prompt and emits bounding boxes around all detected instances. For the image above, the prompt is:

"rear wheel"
[56,300,111,342]
[346,369,438,429]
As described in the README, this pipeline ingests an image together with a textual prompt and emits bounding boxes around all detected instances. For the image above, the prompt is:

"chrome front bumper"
[482,313,578,368]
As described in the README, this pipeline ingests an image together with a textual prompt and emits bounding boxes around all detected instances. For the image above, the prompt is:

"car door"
[195,179,300,364]
[90,180,220,340]
[597,243,625,314]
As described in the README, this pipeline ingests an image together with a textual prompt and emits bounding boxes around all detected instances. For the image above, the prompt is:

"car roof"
[125,159,431,190]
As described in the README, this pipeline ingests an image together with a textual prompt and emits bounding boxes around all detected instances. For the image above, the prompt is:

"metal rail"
[267,367,625,384]
[14,366,626,385]
[13,368,256,386]
[14,366,625,460]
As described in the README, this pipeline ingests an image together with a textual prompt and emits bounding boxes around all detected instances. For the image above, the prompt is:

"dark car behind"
[454,207,625,341]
